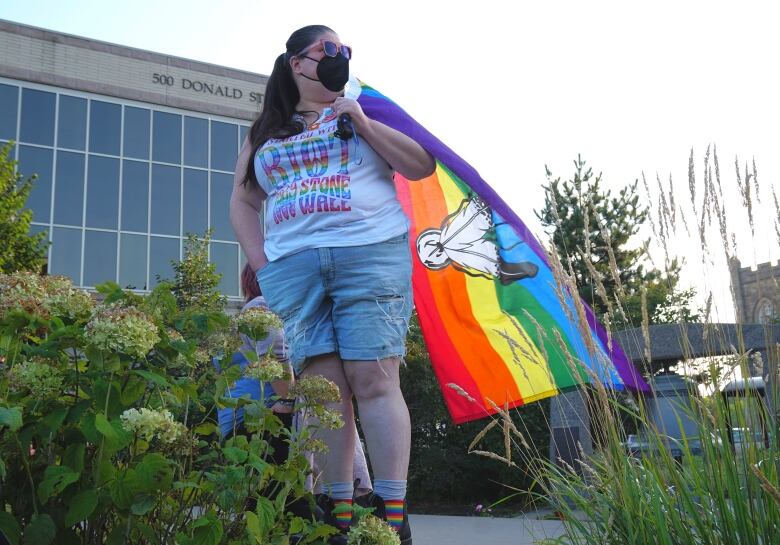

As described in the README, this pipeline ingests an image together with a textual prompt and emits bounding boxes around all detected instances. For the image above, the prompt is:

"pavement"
[407,511,568,545]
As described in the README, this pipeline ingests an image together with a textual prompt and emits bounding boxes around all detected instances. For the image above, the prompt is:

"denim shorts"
[256,233,413,373]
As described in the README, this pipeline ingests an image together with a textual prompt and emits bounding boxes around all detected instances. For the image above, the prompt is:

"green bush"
[0,271,340,545]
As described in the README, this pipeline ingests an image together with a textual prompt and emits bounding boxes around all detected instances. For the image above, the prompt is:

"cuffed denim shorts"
[256,233,413,374]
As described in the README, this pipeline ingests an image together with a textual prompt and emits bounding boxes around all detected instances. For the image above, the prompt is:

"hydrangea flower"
[86,304,160,358]
[120,407,187,445]
[290,376,341,403]
[9,358,63,398]
[233,307,283,341]
[0,273,95,322]
[347,514,401,545]
[244,357,286,382]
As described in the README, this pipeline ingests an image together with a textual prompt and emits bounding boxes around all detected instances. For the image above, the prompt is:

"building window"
[18,145,53,224]
[53,151,86,226]
[0,84,19,142]
[7,81,250,298]
[89,100,121,155]
[57,95,87,151]
[20,88,56,146]
[124,106,150,160]
[755,299,777,325]
[86,155,120,230]
[152,111,182,164]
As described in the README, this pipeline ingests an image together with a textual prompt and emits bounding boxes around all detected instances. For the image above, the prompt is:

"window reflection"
[89,100,121,155]
[83,230,117,287]
[210,172,234,241]
[0,84,19,141]
[210,121,237,171]
[153,111,181,164]
[149,236,179,287]
[50,227,82,282]
[124,106,150,159]
[58,95,87,150]
[53,151,85,226]
[86,155,119,229]
[183,168,208,236]
[119,233,148,290]
[151,164,180,235]
[210,242,239,297]
[121,160,149,232]
[20,88,55,146]
[184,116,208,167]
[19,145,53,224]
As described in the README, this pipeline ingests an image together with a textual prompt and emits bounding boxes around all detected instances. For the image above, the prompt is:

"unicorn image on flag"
[415,194,540,285]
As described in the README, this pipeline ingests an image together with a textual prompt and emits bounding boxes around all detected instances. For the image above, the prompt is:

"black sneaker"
[367,494,412,545]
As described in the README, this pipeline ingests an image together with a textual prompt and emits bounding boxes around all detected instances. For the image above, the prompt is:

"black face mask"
[299,53,350,92]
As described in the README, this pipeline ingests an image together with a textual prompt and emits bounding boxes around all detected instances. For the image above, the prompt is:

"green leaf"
[120,377,147,406]
[64,489,98,527]
[194,422,217,436]
[40,405,69,434]
[255,497,276,539]
[130,494,157,516]
[0,406,23,432]
[191,517,223,545]
[136,453,173,492]
[110,468,139,510]
[37,465,80,504]
[94,413,117,441]
[0,511,21,545]
[134,370,170,388]
[78,414,100,443]
[222,447,248,464]
[245,511,262,544]
[62,443,86,473]
[22,514,56,545]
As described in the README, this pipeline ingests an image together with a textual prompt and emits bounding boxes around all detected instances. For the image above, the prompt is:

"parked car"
[731,427,766,454]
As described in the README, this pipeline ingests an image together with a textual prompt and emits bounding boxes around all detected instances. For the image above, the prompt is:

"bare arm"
[332,97,435,181]
[229,137,268,271]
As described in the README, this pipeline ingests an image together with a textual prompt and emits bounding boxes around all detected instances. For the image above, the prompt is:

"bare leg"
[301,353,355,485]
[345,357,410,480]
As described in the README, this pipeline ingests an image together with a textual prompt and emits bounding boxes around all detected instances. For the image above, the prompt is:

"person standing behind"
[230,25,433,545]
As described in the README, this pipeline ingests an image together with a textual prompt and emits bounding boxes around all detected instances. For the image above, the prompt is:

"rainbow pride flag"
[355,80,649,424]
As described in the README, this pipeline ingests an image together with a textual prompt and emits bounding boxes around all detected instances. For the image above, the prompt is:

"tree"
[0,141,48,274]
[170,230,226,313]
[535,155,699,329]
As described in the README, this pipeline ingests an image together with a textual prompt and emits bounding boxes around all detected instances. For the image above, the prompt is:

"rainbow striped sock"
[332,498,353,530]
[384,499,405,531]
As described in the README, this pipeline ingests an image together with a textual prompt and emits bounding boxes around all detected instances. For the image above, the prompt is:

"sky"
[2,0,779,321]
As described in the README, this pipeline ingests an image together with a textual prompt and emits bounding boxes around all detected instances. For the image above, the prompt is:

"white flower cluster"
[0,272,95,321]
[233,307,283,340]
[244,357,286,382]
[86,304,160,358]
[9,358,63,398]
[120,408,187,445]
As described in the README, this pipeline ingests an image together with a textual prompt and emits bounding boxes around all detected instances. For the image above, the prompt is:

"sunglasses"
[300,39,352,60]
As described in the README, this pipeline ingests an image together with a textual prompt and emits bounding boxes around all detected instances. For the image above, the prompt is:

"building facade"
[0,19,268,300]
[730,257,780,324]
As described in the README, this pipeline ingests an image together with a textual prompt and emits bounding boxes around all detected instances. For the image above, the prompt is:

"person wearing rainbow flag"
[230,25,433,545]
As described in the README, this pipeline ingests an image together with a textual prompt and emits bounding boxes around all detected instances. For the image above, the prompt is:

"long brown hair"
[240,263,261,303]
[241,25,334,189]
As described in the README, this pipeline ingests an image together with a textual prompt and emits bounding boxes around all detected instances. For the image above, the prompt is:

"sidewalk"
[408,512,568,545]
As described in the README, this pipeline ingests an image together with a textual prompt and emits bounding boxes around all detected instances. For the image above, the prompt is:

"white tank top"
[254,108,409,261]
